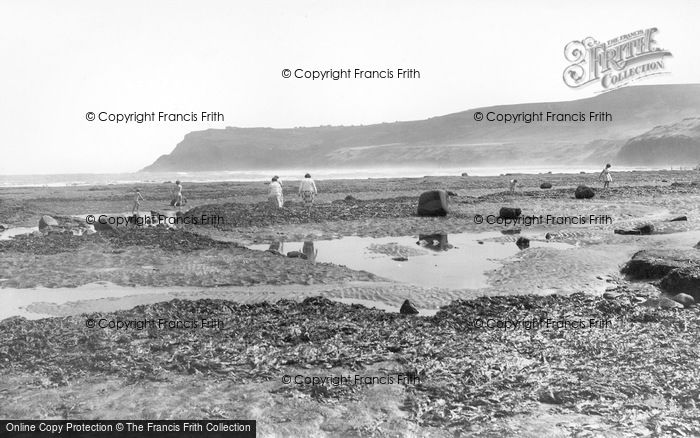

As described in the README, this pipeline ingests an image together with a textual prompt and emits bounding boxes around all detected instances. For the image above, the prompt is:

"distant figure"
[132,188,144,215]
[599,164,612,189]
[268,176,284,208]
[298,173,318,207]
[302,241,318,264]
[172,180,184,208]
[509,179,518,194]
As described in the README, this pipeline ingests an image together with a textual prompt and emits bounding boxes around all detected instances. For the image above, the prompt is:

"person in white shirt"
[268,176,284,208]
[599,163,612,189]
[298,173,318,207]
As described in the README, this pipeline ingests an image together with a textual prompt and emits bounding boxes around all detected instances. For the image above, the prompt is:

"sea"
[0,165,689,188]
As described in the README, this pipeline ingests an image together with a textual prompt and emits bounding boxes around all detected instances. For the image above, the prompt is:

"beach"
[1,170,700,436]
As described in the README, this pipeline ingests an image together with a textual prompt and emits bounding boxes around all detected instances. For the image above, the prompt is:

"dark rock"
[417,190,449,216]
[668,216,688,222]
[545,232,555,240]
[0,223,8,231]
[400,299,419,315]
[446,191,457,197]
[659,268,700,301]
[461,172,469,177]
[614,224,655,235]
[287,251,308,259]
[392,257,408,262]
[670,293,695,307]
[516,237,530,249]
[579,171,586,174]
[539,182,552,189]
[501,229,521,235]
[38,215,59,230]
[344,195,357,201]
[499,207,521,219]
[574,185,595,199]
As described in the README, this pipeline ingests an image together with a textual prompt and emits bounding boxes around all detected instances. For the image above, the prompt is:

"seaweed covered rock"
[540,182,552,189]
[574,185,595,199]
[417,190,449,217]
[621,250,700,280]
[614,224,655,235]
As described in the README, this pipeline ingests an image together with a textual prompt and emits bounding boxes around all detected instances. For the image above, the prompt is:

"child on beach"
[599,164,612,189]
[132,189,144,215]
[269,176,284,208]
[298,173,318,207]
[509,179,518,194]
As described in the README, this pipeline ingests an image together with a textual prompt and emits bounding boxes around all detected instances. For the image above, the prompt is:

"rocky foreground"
[1,291,699,435]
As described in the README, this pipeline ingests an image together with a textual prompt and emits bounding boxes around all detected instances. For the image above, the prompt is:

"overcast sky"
[0,0,698,175]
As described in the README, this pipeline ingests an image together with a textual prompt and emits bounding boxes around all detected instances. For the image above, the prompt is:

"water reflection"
[268,241,284,255]
[302,241,318,264]
[416,233,453,251]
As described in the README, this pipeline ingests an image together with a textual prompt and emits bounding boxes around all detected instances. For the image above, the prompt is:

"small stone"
[516,236,530,249]
[392,257,408,262]
[669,216,688,222]
[671,293,695,307]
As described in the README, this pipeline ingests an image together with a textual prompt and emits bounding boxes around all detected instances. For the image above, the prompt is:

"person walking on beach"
[268,176,284,208]
[509,179,518,194]
[173,180,184,208]
[132,188,144,215]
[599,164,612,189]
[298,173,318,208]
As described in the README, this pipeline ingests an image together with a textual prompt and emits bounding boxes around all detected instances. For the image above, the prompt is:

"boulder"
[539,182,552,189]
[344,195,357,202]
[516,236,530,249]
[461,172,469,177]
[417,190,449,217]
[400,299,419,315]
[659,268,700,301]
[38,215,59,230]
[670,293,695,308]
[574,185,595,199]
[499,207,521,219]
[621,249,700,280]
[0,223,8,231]
[668,216,688,222]
[287,251,308,259]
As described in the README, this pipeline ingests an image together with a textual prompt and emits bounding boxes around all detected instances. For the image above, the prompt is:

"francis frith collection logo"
[563,28,672,91]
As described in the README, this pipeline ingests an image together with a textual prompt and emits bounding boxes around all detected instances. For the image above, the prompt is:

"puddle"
[0,227,38,240]
[250,232,573,290]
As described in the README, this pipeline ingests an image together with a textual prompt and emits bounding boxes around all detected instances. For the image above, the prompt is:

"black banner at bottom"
[1,421,256,438]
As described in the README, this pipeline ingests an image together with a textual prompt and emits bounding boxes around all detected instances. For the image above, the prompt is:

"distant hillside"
[141,84,700,172]
[617,117,700,165]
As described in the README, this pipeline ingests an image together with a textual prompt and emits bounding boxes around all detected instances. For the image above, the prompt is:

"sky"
[0,0,698,175]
